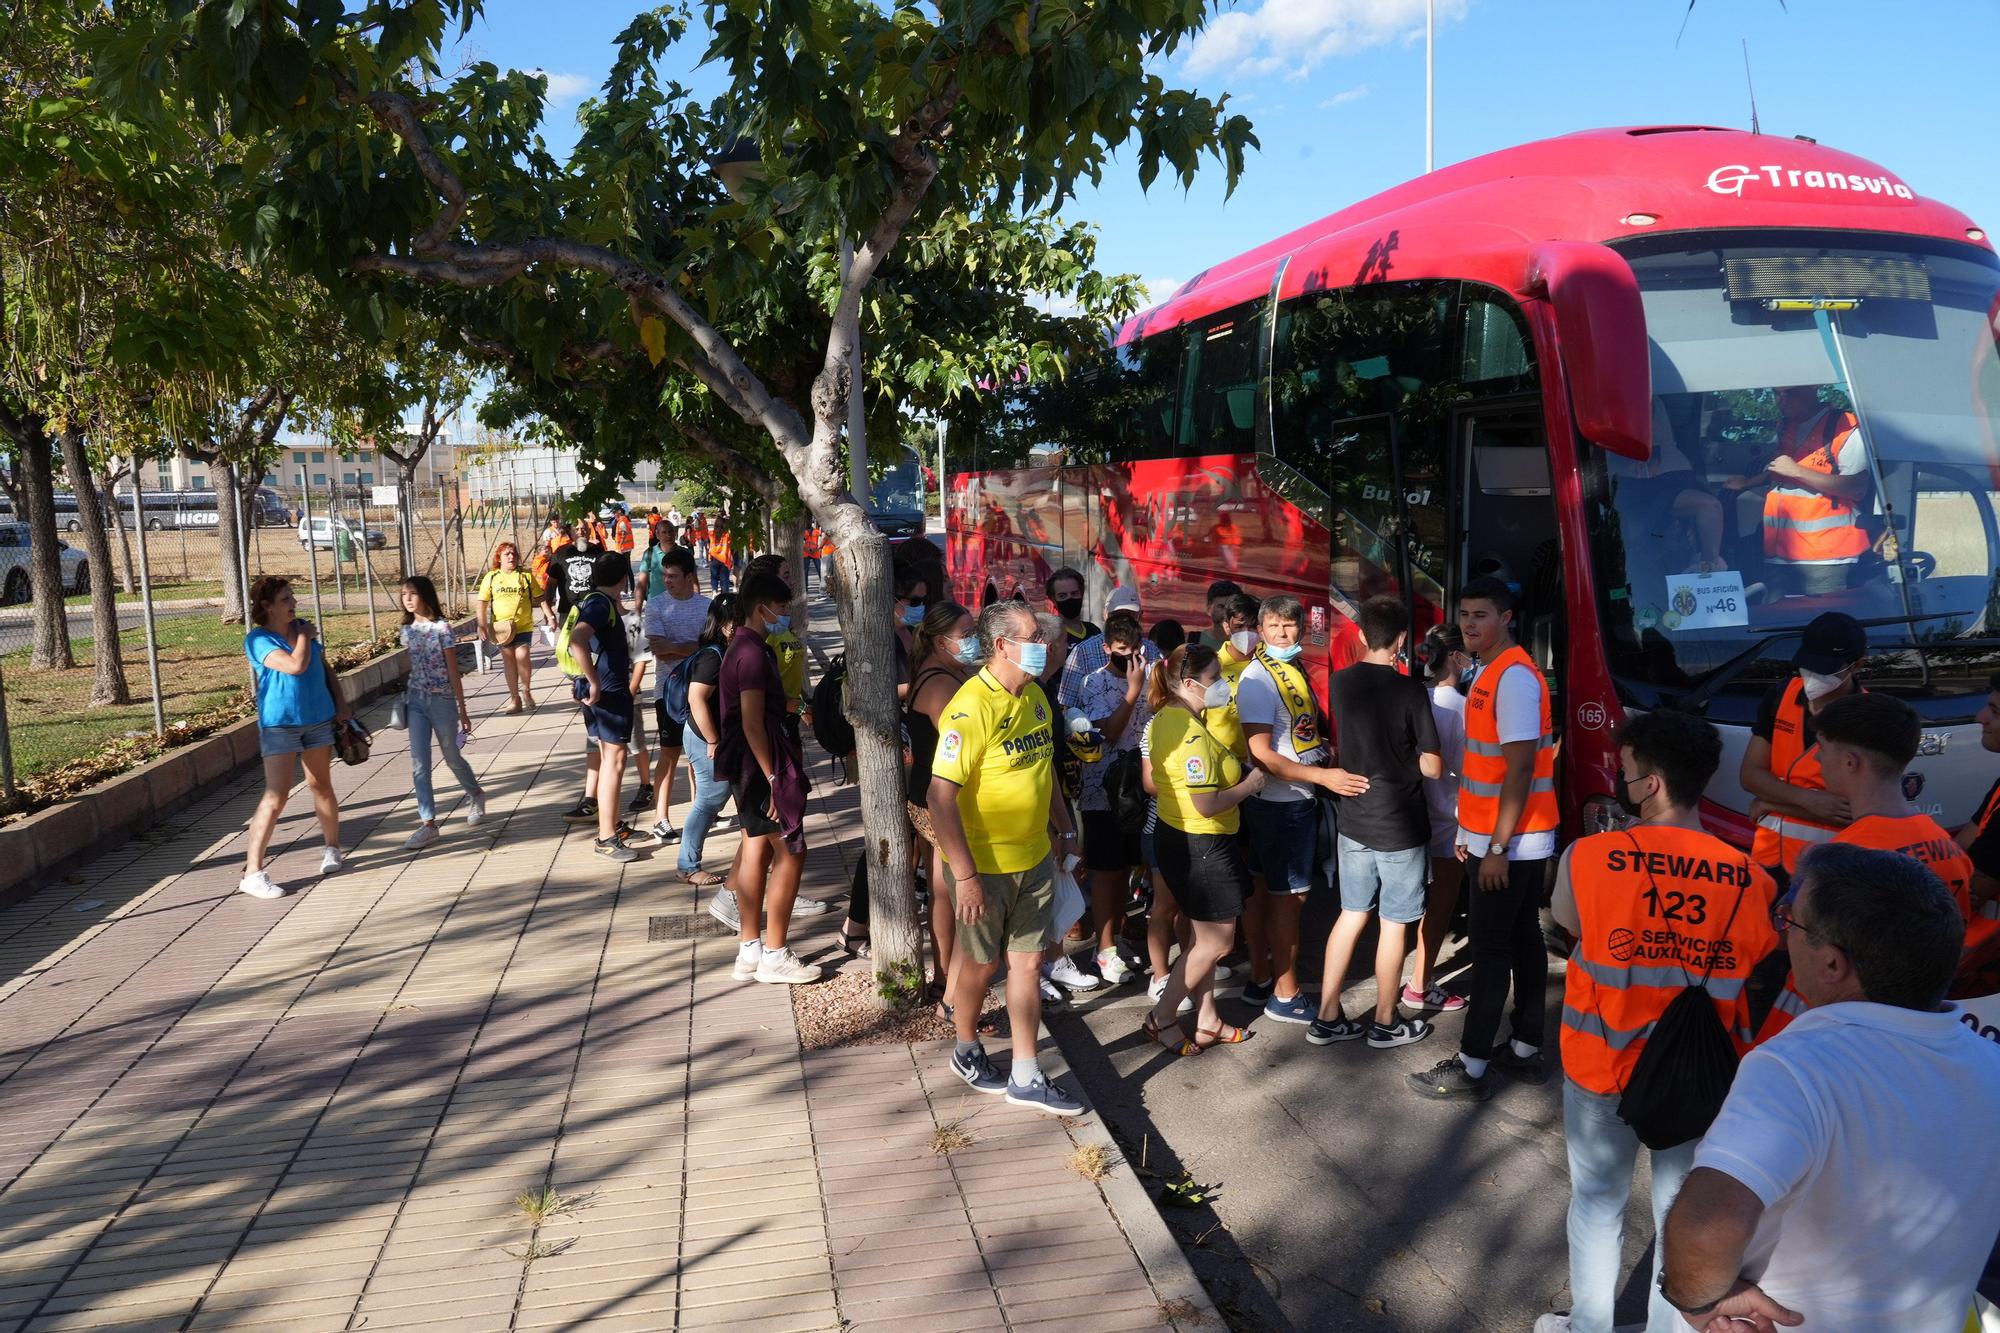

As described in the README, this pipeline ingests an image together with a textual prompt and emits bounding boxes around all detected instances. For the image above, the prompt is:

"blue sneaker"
[1263,992,1315,1025]
[1004,1075,1085,1117]
[950,1047,1007,1095]
[1241,978,1275,1007]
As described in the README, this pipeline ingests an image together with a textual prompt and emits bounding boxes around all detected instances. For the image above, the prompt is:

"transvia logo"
[1705,163,1915,201]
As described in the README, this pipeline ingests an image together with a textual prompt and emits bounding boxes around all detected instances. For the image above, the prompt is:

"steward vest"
[713,533,733,567]
[1763,408,1870,564]
[1562,827,1779,1095]
[1459,643,1558,839]
[1749,678,1845,872]
[1759,810,1978,1044]
[611,515,635,552]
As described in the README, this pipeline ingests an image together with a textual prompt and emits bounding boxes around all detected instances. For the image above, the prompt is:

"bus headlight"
[1581,794,1634,836]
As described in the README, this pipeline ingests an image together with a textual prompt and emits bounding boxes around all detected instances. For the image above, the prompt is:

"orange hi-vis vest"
[1763,408,1870,564]
[713,533,733,568]
[1459,643,1558,839]
[611,515,635,552]
[1749,678,1845,873]
[1758,809,1978,1043]
[1563,827,1779,1095]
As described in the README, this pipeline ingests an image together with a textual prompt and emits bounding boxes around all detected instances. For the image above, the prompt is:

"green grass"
[60,580,226,607]
[1,609,386,781]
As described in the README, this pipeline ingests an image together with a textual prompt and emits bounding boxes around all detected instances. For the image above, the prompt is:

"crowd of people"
[233,510,2000,1328]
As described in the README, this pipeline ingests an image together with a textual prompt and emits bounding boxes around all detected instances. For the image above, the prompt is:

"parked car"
[0,522,90,605]
[297,515,387,551]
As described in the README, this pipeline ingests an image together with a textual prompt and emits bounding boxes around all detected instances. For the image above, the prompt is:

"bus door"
[1455,400,1561,675]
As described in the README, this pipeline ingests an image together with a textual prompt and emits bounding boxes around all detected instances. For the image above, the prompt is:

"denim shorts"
[1335,833,1428,923]
[1240,797,1316,895]
[259,719,336,757]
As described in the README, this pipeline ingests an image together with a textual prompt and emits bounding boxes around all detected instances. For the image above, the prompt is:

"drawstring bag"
[1050,858,1087,939]
[1615,843,1750,1150]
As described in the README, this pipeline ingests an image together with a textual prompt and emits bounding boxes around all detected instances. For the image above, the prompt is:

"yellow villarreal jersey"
[1149,707,1243,836]
[1206,648,1253,759]
[768,630,806,706]
[931,670,1056,875]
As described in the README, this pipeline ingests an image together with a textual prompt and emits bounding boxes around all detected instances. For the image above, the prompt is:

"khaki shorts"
[952,854,1056,965]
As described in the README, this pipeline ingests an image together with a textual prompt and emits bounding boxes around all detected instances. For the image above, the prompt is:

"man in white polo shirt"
[1659,842,2000,1330]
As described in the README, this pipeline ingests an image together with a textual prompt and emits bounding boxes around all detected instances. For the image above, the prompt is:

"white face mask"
[1800,668,1847,701]
[1229,629,1256,655]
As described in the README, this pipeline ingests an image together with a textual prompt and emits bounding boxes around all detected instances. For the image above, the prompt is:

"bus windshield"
[870,451,926,519]
[1590,235,2000,704]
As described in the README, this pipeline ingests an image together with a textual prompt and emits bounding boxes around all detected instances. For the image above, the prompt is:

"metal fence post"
[355,486,378,641]
[130,475,167,738]
[0,660,17,803]
[299,469,326,628]
[330,478,347,610]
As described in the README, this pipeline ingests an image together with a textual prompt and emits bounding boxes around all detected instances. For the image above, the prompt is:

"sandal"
[506,698,523,715]
[1143,1012,1200,1058]
[678,869,724,887]
[1194,1024,1253,1050]
[838,922,870,958]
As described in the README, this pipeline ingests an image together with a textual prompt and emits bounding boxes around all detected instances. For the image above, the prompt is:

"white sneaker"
[319,847,344,874]
[237,871,286,900]
[754,947,822,985]
[1038,975,1066,1004]
[1147,973,1193,1016]
[789,896,833,917]
[1212,962,1234,982]
[1048,955,1101,992]
[731,942,764,980]
[465,793,487,828]
[403,824,439,851]
[1531,1317,1571,1333]
[708,889,741,931]
[1096,951,1137,985]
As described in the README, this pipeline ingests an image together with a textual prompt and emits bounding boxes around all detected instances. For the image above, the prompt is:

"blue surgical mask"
[770,613,791,633]
[902,605,925,627]
[1013,638,1048,676]
[953,638,982,666]
[1263,642,1303,663]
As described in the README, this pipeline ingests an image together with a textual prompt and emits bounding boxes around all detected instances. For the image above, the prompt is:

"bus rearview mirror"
[1528,241,1652,462]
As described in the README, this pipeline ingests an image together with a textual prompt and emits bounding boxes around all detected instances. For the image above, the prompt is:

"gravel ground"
[792,969,1010,1051]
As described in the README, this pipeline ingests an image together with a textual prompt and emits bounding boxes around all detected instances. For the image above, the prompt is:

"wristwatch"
[1657,1272,1721,1319]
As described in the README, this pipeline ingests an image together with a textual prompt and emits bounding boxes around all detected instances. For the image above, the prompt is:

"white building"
[460,443,686,510]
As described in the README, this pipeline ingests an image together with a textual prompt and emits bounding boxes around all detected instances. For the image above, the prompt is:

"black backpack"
[1104,748,1148,839]
[1615,853,1752,1150]
[811,655,856,758]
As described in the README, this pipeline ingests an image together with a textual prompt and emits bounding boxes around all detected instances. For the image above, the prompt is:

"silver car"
[0,521,90,605]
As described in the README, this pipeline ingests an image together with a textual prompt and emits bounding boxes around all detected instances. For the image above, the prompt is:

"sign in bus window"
[1658,571,1749,631]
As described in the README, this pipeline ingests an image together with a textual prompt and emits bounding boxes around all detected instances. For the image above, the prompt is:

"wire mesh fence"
[0,476,558,817]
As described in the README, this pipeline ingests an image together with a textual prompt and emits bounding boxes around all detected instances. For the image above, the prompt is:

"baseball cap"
[1105,586,1141,616]
[1792,612,1868,674]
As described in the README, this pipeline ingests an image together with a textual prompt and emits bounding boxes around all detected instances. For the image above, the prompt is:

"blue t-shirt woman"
[237,576,348,903]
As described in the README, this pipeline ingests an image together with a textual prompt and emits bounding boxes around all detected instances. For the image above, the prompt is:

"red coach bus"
[947,125,2000,867]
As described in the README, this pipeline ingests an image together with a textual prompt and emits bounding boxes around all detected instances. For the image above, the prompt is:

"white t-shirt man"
[1425,682,1467,859]
[1455,656,1555,861]
[643,587,711,702]
[1234,660,1327,803]
[1692,1001,2000,1328]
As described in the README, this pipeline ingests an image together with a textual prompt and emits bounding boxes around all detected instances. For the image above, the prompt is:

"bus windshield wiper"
[1668,611,1970,716]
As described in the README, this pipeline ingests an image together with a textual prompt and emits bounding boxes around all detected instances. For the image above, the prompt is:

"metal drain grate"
[649,913,733,941]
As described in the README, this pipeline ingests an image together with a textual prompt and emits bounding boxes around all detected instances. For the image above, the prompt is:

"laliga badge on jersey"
[1034,698,1047,724]
[939,730,963,766]
[1185,754,1207,783]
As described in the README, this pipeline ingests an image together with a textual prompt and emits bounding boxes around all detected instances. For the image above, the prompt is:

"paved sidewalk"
[0,618,1199,1332]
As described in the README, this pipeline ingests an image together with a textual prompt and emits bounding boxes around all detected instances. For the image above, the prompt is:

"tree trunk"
[103,464,136,594]
[216,457,247,623]
[20,424,74,671]
[59,430,129,705]
[776,519,806,632]
[824,520,922,1000]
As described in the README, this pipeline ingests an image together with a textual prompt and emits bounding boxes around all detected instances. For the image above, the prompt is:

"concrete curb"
[0,638,425,911]
[1040,1023,1227,1329]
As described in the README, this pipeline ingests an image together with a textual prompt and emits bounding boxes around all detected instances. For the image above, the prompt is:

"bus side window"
[1177,301,1264,457]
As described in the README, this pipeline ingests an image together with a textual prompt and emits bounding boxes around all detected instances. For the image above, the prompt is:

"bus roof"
[1119,125,1991,343]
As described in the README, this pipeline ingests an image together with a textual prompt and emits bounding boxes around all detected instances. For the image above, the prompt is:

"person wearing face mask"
[1141,644,1268,1055]
[1739,612,1868,887]
[1199,579,1243,651]
[890,600,978,1008]
[1207,592,1262,762]
[893,566,930,696]
[1539,710,1779,1333]
[714,568,822,986]
[929,603,1085,1116]
[1046,567,1099,645]
[1234,594,1369,1024]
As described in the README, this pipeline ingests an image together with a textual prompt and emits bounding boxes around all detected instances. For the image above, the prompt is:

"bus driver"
[1724,385,1874,599]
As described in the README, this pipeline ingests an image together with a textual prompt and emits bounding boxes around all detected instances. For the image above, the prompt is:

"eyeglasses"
[1772,904,1840,952]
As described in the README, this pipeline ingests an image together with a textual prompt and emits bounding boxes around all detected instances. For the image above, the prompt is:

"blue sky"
[456,0,1999,305]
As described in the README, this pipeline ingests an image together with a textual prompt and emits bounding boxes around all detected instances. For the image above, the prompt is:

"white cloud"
[527,70,594,102]
[1141,276,1186,305]
[1319,84,1373,108]
[1185,0,1466,82]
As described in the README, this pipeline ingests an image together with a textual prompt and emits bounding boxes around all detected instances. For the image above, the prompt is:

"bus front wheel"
[145,517,166,532]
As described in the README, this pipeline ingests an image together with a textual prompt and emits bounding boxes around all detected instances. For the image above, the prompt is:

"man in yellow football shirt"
[930,601,1084,1117]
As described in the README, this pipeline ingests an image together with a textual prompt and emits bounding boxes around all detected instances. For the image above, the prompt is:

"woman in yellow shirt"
[1140,644,1267,1056]
[476,541,543,713]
